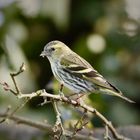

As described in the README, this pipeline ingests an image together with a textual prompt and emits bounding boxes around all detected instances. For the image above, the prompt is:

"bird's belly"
[51,63,96,93]
[51,64,63,82]
[64,77,94,93]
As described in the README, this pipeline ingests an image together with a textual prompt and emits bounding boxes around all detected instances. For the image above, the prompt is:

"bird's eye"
[51,48,55,51]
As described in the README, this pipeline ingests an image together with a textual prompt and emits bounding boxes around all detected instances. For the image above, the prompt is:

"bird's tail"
[99,88,135,103]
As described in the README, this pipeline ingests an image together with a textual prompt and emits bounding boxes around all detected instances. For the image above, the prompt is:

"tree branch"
[0,112,96,140]
[17,90,126,139]
[0,63,130,140]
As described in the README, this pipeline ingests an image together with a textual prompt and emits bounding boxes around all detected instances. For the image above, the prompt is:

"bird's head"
[40,40,70,61]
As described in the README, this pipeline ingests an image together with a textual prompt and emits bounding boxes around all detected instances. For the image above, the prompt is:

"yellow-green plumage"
[40,40,135,103]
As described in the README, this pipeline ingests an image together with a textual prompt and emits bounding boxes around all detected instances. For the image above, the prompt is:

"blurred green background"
[0,0,140,136]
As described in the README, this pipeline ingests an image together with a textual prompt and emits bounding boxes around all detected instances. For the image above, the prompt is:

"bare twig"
[0,98,29,124]
[0,63,25,96]
[0,105,11,123]
[72,109,88,137]
[52,100,66,139]
[0,63,128,140]
[17,91,125,139]
[10,62,25,95]
[0,82,16,95]
[0,112,96,140]
[104,125,111,140]
[0,63,29,122]
[10,98,30,116]
[38,97,51,106]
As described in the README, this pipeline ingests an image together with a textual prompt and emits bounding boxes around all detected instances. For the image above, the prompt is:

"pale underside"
[51,52,121,94]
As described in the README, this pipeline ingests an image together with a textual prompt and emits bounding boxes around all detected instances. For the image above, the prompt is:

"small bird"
[40,40,134,103]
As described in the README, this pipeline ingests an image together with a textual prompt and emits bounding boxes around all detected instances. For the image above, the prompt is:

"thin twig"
[0,63,128,140]
[0,63,25,96]
[0,98,29,123]
[38,97,51,106]
[52,100,66,139]
[10,98,30,116]
[0,112,96,140]
[0,105,11,123]
[72,109,88,137]
[16,91,125,139]
[0,82,17,95]
[104,125,111,140]
[10,62,25,95]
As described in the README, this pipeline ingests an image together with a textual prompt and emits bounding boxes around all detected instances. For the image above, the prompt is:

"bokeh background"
[0,0,140,139]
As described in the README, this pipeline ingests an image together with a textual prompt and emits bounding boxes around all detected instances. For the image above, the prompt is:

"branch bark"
[17,90,125,139]
[0,63,131,140]
[0,112,96,140]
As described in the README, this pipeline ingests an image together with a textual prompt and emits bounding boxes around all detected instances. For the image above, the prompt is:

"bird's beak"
[40,51,46,57]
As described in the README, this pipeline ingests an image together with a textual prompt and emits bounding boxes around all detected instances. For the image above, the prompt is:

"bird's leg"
[59,84,65,98]
[60,84,63,92]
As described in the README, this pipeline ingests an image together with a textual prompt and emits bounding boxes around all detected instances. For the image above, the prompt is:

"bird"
[40,40,134,103]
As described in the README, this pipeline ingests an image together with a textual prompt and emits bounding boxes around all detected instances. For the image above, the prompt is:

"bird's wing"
[60,53,121,94]
[60,52,93,69]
